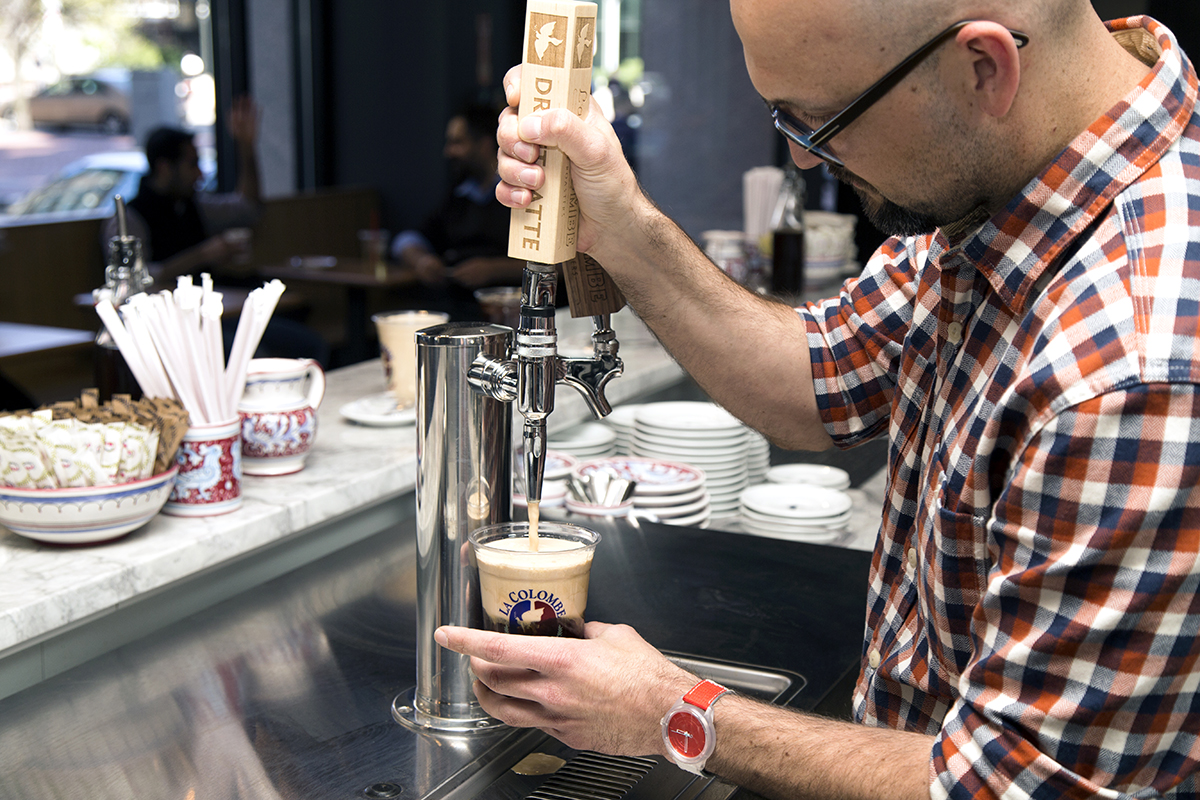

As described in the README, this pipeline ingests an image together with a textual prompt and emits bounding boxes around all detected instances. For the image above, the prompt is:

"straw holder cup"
[163,418,243,516]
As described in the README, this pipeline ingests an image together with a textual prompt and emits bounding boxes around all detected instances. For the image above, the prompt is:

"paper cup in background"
[164,417,243,516]
[372,310,450,409]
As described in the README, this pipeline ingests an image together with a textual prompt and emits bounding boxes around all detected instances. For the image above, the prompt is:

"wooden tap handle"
[508,0,625,318]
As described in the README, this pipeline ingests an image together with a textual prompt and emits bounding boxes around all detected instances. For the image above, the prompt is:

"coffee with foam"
[471,523,599,638]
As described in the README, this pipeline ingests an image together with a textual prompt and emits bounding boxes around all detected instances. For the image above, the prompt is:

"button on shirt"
[799,18,1200,800]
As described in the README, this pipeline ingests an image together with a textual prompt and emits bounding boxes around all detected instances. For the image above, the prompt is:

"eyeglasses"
[770,20,1029,168]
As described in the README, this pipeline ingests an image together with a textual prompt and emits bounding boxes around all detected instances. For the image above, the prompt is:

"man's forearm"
[588,201,831,450]
[705,695,933,800]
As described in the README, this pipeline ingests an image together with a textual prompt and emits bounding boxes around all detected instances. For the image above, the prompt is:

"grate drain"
[525,751,659,800]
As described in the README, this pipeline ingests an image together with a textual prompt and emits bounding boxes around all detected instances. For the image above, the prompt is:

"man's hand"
[227,95,259,146]
[496,66,645,260]
[436,622,696,755]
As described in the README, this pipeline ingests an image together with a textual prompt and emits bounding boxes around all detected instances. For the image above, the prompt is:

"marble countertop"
[0,311,684,662]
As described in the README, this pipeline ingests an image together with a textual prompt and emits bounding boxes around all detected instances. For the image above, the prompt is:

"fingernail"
[434,628,449,647]
[521,115,542,140]
[520,168,538,187]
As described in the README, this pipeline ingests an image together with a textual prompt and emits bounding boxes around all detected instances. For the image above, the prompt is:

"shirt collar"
[944,16,1197,311]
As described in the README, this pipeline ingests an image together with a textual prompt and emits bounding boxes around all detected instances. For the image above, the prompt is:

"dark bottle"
[769,166,806,297]
[94,197,152,401]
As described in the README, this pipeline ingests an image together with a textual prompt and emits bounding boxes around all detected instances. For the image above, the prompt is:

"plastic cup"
[372,310,450,409]
[469,521,600,638]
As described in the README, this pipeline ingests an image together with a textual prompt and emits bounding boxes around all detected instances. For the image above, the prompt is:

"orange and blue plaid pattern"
[800,17,1200,799]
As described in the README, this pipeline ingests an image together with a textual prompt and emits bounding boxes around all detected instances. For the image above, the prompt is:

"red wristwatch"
[660,679,730,775]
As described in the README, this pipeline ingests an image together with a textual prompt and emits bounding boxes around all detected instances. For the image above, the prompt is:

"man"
[105,98,329,365]
[390,102,528,320]
[118,96,262,285]
[435,1,1200,798]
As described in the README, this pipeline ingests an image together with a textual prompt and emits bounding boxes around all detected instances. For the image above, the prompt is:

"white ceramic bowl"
[0,467,179,544]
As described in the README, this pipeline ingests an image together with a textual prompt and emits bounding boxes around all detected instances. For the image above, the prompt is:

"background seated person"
[104,98,330,366]
[390,102,539,321]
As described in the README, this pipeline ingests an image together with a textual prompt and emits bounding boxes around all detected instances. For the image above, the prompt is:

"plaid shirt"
[799,17,1200,800]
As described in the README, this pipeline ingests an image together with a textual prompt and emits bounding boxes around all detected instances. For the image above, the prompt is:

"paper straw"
[96,274,287,426]
[201,289,226,418]
[130,294,205,421]
[95,297,167,398]
[116,303,174,398]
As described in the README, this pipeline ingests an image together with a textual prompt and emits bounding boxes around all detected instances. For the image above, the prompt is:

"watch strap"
[682,679,728,711]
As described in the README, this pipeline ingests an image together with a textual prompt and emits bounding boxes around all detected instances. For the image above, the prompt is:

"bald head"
[731,0,1144,236]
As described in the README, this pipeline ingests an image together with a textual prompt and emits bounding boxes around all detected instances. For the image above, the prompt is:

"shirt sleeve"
[932,383,1200,799]
[796,236,923,448]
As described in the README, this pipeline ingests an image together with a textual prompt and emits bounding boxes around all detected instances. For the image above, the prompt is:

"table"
[258,257,418,362]
[0,322,94,359]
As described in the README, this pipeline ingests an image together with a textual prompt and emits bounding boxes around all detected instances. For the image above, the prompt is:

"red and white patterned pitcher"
[237,358,326,476]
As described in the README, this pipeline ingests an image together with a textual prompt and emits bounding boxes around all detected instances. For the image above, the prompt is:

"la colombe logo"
[575,22,593,68]
[534,20,562,60]
[528,13,567,67]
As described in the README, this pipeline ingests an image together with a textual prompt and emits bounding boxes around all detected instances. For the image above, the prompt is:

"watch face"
[666,709,707,758]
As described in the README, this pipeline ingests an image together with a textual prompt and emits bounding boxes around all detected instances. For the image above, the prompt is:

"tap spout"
[557,313,624,418]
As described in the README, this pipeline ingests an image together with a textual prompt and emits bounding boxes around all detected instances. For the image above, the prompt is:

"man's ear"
[955,21,1023,119]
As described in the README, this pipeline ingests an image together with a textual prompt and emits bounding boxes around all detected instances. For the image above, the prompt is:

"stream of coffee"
[527,500,540,551]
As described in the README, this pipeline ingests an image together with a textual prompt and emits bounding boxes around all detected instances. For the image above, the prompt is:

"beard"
[828,164,941,238]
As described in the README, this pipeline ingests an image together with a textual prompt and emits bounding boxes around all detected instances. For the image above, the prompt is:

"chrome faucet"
[393,299,622,735]
[473,266,624,509]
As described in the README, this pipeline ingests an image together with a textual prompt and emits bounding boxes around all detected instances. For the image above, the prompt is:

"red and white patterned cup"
[163,418,243,516]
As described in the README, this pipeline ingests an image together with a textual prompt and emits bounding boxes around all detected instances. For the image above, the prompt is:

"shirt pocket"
[923,491,990,685]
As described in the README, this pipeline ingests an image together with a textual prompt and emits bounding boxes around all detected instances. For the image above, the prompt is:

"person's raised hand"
[436,621,697,756]
[227,95,259,146]
[495,65,644,258]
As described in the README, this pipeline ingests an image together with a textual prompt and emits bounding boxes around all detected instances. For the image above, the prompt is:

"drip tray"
[433,654,806,800]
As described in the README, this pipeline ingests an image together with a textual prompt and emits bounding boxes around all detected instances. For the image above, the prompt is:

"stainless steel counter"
[0,511,871,800]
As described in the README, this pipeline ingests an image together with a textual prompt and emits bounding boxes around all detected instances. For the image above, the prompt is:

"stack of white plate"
[548,422,618,460]
[604,404,641,456]
[765,463,851,490]
[632,402,750,519]
[573,457,711,527]
[747,432,771,484]
[738,483,853,543]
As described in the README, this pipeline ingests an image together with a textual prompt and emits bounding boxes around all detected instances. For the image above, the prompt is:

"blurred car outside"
[0,149,215,228]
[2,77,132,135]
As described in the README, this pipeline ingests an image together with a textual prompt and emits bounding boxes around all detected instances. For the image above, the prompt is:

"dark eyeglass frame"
[770,20,1030,168]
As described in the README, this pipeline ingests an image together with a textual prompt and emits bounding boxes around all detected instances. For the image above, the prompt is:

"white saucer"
[766,463,852,490]
[340,393,417,426]
[740,505,852,528]
[606,404,643,429]
[647,494,711,519]
[633,429,749,450]
[633,484,708,508]
[740,483,853,519]
[635,402,745,435]
[549,423,617,451]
